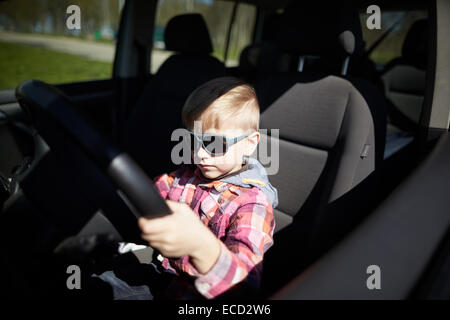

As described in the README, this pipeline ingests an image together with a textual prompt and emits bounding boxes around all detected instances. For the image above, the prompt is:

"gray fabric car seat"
[254,73,381,296]
[249,3,387,295]
[252,2,386,236]
[381,19,428,132]
[123,14,226,178]
[253,75,376,233]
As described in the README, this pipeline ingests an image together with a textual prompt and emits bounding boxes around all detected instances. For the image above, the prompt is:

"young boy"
[96,77,277,299]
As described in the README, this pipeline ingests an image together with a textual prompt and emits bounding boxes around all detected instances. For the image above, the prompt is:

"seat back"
[251,3,385,236]
[253,75,375,233]
[255,74,382,295]
[381,19,428,131]
[123,14,225,178]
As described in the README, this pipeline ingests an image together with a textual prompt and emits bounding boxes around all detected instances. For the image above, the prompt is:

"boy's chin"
[199,169,220,179]
[198,164,241,180]
[197,166,225,179]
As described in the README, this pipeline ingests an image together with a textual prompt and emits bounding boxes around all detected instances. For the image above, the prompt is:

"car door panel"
[274,132,450,299]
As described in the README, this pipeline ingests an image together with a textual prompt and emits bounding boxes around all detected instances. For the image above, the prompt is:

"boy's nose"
[194,145,211,163]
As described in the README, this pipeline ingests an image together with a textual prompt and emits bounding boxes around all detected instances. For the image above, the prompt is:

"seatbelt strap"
[366,13,407,56]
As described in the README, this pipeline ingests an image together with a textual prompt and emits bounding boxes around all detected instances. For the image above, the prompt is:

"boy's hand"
[138,200,221,274]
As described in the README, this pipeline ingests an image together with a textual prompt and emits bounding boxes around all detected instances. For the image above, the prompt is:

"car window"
[359,8,429,159]
[0,0,122,90]
[360,9,428,70]
[151,0,256,73]
[223,3,257,67]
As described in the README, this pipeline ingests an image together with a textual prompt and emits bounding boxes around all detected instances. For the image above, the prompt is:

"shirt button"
[157,254,164,262]
[198,282,211,292]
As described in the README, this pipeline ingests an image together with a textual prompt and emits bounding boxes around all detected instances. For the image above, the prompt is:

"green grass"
[212,48,240,63]
[0,41,112,90]
[370,50,400,65]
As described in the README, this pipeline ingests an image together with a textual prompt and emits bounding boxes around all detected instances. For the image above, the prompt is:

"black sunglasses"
[188,130,253,156]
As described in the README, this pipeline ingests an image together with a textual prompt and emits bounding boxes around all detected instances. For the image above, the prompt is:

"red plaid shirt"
[153,164,275,299]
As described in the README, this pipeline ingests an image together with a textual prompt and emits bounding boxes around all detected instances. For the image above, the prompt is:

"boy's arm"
[192,201,275,299]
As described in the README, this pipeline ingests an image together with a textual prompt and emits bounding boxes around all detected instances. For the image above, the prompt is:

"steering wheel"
[14,79,172,242]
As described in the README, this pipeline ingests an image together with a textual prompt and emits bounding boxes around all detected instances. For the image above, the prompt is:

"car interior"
[0,0,449,299]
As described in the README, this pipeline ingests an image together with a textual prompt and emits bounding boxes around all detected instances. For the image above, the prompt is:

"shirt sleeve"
[193,201,275,299]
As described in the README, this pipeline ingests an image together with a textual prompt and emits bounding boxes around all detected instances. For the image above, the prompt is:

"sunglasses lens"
[189,132,229,155]
[203,135,227,155]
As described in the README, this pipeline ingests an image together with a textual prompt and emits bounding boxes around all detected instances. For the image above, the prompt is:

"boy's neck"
[203,159,249,181]
[217,161,249,180]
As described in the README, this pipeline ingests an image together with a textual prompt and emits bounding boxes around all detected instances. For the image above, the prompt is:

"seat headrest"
[164,13,213,54]
[401,19,428,69]
[276,2,364,58]
[258,75,369,150]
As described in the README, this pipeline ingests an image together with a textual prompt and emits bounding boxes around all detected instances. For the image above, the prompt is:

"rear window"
[151,0,256,73]
[360,9,428,69]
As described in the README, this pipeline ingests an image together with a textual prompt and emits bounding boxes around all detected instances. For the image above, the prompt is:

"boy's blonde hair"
[182,77,259,132]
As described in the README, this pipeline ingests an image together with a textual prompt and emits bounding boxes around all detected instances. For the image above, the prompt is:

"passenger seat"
[251,3,387,295]
[123,14,226,178]
[256,73,382,296]
[381,19,428,133]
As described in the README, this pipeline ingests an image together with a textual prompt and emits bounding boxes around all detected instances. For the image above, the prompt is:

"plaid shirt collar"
[196,173,230,193]
[193,162,250,193]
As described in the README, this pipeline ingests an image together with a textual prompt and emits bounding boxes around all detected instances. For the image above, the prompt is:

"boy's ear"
[245,132,260,156]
